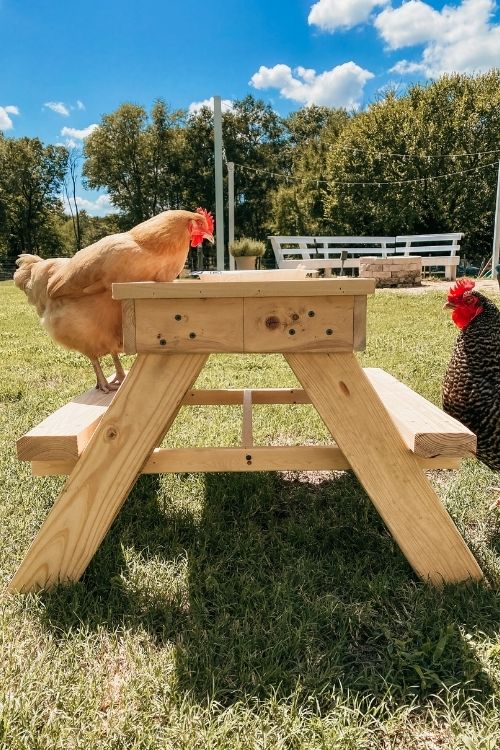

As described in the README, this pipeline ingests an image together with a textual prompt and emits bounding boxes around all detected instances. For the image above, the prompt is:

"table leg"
[285,352,483,585]
[8,353,208,593]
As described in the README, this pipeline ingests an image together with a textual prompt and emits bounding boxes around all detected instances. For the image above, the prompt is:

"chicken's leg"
[110,354,127,387]
[90,356,114,393]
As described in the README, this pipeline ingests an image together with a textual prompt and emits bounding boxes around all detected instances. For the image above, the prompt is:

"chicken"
[14,208,214,392]
[442,279,500,479]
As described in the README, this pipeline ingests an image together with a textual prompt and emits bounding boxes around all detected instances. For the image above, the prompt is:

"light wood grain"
[242,390,253,448]
[30,446,461,476]
[364,368,477,458]
[16,387,115,461]
[243,296,354,352]
[134,298,244,353]
[121,299,136,354]
[112,278,376,300]
[285,352,483,585]
[353,296,368,351]
[17,374,477,464]
[8,353,207,593]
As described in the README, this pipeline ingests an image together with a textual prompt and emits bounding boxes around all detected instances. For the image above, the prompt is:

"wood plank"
[112,278,376,300]
[184,388,311,405]
[133,297,244,353]
[16,387,115,461]
[242,390,253,448]
[285,352,483,585]
[353,296,367,351]
[364,368,476,458]
[8,353,208,593]
[30,446,461,476]
[121,299,136,354]
[243,296,355,353]
[16,371,476,465]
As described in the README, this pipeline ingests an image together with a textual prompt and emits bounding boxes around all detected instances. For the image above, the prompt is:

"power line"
[232,159,499,187]
[324,145,500,160]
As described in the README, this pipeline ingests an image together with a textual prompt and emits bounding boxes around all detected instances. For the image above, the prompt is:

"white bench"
[394,234,462,280]
[269,233,463,280]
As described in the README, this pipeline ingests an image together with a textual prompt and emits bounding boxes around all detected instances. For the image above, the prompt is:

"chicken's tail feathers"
[13,254,43,291]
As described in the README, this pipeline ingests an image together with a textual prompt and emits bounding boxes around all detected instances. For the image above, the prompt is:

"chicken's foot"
[110,354,127,387]
[89,355,127,393]
[90,357,115,393]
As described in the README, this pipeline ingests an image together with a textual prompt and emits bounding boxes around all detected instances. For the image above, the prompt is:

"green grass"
[1,279,500,749]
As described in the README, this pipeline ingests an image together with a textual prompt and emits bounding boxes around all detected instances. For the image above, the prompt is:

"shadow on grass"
[40,469,500,709]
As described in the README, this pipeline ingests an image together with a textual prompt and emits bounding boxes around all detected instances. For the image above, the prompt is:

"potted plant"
[229,238,266,270]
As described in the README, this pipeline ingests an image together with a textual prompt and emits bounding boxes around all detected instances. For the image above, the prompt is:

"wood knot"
[265,316,280,330]
[339,381,350,397]
[104,426,118,441]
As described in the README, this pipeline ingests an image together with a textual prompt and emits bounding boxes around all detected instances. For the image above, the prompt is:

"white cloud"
[61,124,98,140]
[250,61,374,108]
[377,0,500,77]
[62,192,118,217]
[44,101,70,116]
[76,100,85,110]
[188,97,233,114]
[0,104,20,130]
[308,0,389,31]
[374,1,441,48]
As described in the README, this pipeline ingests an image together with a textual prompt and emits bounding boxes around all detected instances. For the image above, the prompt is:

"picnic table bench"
[270,233,463,280]
[9,272,482,592]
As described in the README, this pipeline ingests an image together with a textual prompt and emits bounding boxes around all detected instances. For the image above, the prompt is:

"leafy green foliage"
[321,73,500,264]
[229,238,266,257]
[0,136,68,258]
[83,100,187,226]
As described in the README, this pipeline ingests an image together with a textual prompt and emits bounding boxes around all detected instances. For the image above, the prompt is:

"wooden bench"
[269,233,463,280]
[394,234,462,280]
[268,236,396,274]
[17,368,476,477]
[10,275,482,591]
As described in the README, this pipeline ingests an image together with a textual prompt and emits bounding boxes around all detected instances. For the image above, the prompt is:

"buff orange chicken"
[14,208,214,391]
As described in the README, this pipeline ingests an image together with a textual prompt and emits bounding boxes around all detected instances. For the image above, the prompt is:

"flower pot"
[234,255,258,270]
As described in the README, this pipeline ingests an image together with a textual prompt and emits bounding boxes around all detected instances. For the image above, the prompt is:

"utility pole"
[491,160,500,277]
[213,96,225,271]
[227,161,235,270]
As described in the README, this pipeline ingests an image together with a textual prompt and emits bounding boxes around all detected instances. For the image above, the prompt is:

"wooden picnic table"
[8,273,483,591]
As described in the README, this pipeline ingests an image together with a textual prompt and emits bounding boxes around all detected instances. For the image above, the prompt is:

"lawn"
[1,279,500,749]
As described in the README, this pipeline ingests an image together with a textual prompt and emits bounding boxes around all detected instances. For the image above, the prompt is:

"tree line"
[1,70,499,269]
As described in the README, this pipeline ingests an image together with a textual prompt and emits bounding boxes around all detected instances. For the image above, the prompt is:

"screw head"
[159,338,167,346]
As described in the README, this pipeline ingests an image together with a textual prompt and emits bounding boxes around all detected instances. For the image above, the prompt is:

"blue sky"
[1,0,499,214]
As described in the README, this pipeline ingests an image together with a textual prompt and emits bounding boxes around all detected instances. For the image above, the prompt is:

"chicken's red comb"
[196,207,214,234]
[447,278,475,302]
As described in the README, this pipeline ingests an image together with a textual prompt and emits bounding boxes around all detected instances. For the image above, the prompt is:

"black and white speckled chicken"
[442,279,500,481]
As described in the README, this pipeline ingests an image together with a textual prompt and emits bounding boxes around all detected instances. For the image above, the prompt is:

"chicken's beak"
[443,301,454,309]
[203,232,215,244]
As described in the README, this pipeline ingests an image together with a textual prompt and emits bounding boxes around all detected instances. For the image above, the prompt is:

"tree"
[63,147,83,251]
[221,96,287,240]
[0,136,68,258]
[269,106,350,235]
[322,72,500,262]
[83,100,186,226]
